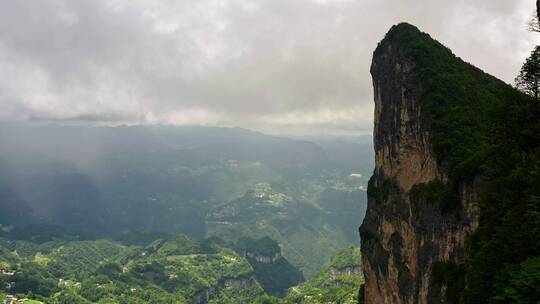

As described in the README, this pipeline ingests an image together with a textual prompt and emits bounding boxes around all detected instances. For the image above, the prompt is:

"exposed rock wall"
[241,251,281,264]
[221,277,255,289]
[360,24,480,304]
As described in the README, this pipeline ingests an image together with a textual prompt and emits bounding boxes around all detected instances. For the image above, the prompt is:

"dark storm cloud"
[0,0,537,135]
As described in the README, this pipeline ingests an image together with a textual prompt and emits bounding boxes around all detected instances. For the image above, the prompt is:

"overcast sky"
[0,0,537,135]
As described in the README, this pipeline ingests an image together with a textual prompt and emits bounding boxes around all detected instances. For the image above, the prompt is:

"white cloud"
[0,0,537,135]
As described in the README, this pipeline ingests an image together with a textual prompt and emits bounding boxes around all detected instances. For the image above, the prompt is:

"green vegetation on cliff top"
[252,247,363,304]
[285,246,362,304]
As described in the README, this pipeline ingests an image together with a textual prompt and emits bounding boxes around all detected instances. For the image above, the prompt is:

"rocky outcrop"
[360,24,480,304]
[241,251,281,264]
[221,277,255,289]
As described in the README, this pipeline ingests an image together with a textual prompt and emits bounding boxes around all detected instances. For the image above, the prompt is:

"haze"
[0,0,537,135]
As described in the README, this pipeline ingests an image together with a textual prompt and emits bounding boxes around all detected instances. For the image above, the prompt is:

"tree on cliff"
[515,46,540,99]
[518,0,540,94]
[527,1,540,32]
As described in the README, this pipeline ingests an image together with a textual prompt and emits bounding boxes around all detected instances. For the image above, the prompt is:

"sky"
[0,0,537,136]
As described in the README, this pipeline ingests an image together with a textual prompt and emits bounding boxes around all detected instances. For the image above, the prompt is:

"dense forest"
[0,236,363,303]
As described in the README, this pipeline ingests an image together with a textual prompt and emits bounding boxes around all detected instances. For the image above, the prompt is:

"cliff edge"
[360,23,540,303]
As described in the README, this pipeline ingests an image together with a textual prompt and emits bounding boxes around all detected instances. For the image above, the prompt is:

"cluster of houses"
[241,251,281,264]
[0,270,14,277]
[3,295,17,304]
[1,272,81,304]
[3,295,42,304]
[57,278,81,289]
[1,269,18,304]
[0,269,15,292]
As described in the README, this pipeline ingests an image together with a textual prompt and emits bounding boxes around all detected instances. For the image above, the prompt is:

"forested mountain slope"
[0,237,363,304]
[0,124,371,278]
[0,236,264,303]
[361,23,540,303]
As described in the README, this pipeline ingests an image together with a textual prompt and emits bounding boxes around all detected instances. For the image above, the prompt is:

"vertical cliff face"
[360,24,480,304]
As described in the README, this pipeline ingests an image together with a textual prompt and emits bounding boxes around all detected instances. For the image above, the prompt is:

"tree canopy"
[515,46,540,99]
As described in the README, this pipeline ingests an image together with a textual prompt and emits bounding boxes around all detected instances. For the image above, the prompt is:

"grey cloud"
[0,0,537,135]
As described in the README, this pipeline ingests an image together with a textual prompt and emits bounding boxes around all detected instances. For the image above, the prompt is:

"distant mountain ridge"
[0,124,329,168]
[0,124,330,234]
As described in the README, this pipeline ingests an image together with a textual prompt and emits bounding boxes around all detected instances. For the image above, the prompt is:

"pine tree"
[515,46,540,99]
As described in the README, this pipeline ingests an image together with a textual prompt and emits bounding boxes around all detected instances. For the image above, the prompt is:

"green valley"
[0,236,363,304]
[0,125,371,280]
